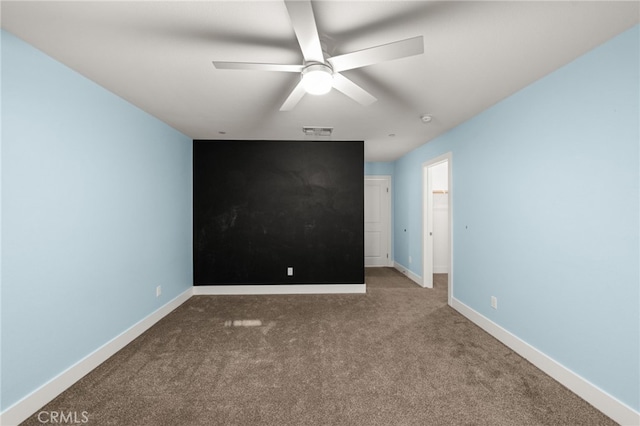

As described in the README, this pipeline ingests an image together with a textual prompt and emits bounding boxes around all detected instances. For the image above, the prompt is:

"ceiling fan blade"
[328,36,424,73]
[332,73,377,106]
[283,0,324,63]
[212,61,304,72]
[280,80,307,111]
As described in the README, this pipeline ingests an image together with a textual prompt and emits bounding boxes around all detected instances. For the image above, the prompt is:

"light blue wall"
[393,25,639,411]
[1,31,193,411]
[364,161,395,176]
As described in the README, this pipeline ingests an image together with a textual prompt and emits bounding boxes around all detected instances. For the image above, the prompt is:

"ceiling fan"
[212,0,424,111]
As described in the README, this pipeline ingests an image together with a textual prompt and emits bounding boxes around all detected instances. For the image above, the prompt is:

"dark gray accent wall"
[193,140,364,285]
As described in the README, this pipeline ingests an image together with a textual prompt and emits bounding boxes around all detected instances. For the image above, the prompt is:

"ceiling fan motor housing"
[301,63,334,95]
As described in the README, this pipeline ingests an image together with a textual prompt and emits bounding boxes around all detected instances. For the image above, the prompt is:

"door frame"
[422,153,453,305]
[364,175,392,267]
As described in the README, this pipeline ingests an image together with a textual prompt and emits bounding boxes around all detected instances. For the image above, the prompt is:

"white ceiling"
[2,1,638,161]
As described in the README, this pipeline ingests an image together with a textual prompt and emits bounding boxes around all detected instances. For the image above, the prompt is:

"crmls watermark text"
[37,410,89,424]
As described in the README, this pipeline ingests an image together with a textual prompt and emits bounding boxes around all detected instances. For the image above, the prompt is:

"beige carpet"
[21,268,614,425]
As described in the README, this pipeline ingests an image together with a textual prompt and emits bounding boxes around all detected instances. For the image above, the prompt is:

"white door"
[423,167,434,288]
[364,176,391,267]
[423,153,453,301]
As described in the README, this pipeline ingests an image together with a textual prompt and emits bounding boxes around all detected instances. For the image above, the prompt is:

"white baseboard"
[393,262,422,286]
[0,288,193,426]
[451,298,640,426]
[433,265,449,274]
[193,284,366,295]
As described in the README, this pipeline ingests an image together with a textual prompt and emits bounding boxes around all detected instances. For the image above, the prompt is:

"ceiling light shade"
[301,64,333,95]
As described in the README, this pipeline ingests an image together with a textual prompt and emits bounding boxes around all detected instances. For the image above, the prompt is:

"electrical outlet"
[287,267,294,276]
[409,256,412,264]
[156,285,162,298]
[491,296,497,309]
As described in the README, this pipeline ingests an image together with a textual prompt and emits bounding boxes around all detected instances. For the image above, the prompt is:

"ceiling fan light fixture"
[301,64,333,95]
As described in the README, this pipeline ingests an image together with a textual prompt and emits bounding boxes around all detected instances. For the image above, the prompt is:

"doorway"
[364,176,392,267]
[422,154,452,304]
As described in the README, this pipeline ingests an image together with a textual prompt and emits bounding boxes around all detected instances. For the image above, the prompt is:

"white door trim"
[422,153,453,305]
[364,175,392,267]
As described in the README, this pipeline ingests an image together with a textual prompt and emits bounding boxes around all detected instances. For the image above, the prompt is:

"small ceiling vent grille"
[302,126,333,137]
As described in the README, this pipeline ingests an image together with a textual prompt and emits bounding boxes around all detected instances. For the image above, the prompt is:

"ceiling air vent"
[302,126,333,137]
